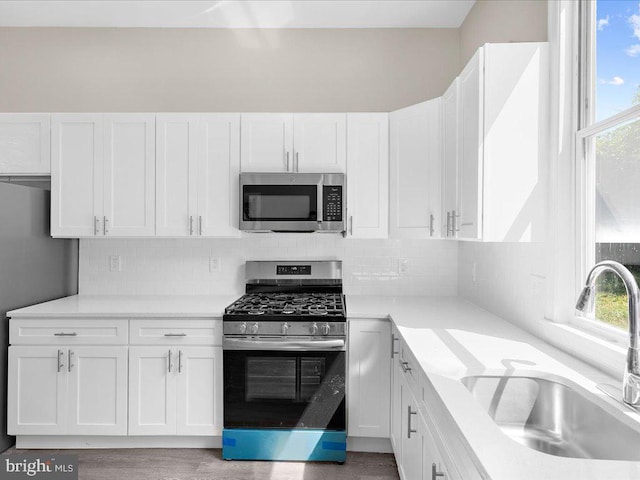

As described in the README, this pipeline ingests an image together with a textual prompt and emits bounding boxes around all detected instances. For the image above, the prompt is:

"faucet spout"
[576,260,640,406]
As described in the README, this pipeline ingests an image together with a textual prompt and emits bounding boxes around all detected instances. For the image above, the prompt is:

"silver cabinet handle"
[432,464,445,480]
[391,334,399,359]
[94,216,99,236]
[401,360,412,373]
[452,210,460,232]
[103,216,109,235]
[295,152,299,172]
[429,213,435,237]
[349,216,353,236]
[407,405,417,438]
[285,151,290,171]
[68,350,74,372]
[168,349,172,373]
[54,332,77,336]
[164,333,186,337]
[446,211,452,237]
[57,349,64,373]
[198,216,203,235]
[189,216,194,236]
[178,350,183,373]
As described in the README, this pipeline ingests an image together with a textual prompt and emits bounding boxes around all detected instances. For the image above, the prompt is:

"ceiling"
[0,1,476,29]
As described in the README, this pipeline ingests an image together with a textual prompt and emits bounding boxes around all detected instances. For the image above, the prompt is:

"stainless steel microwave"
[239,173,345,232]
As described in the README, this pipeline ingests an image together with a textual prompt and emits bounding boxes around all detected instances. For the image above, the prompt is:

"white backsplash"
[79,235,458,296]
[458,241,547,330]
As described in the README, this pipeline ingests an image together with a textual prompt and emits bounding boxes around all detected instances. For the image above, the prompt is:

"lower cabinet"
[129,346,223,436]
[8,346,128,435]
[347,318,391,438]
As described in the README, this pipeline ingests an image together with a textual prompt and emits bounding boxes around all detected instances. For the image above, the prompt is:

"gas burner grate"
[224,293,345,318]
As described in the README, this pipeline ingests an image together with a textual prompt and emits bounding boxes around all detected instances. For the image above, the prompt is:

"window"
[579,0,640,332]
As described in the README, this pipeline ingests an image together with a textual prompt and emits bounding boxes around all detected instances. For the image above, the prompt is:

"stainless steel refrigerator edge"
[0,182,78,451]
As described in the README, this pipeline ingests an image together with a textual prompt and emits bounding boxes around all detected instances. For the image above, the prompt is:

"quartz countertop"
[9,293,640,479]
[7,294,239,318]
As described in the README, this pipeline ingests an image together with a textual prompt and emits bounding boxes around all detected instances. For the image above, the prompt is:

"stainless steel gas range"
[221,260,347,462]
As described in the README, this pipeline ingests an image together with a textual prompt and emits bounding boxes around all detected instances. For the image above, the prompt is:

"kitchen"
[0,0,639,479]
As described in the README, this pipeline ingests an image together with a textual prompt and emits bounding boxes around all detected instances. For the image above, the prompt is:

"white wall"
[79,236,458,296]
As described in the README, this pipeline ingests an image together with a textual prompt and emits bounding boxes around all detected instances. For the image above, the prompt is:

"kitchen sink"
[461,375,640,461]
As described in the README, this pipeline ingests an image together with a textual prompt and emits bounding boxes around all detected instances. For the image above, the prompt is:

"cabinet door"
[103,115,155,237]
[348,319,391,438]
[156,115,199,236]
[400,374,423,480]
[0,114,50,174]
[390,330,402,456]
[51,114,103,237]
[442,78,460,238]
[175,347,223,436]
[458,49,484,240]
[346,113,389,238]
[240,114,293,172]
[67,346,128,435]
[197,114,241,237]
[129,346,177,435]
[293,114,346,173]
[8,346,68,435]
[390,100,442,239]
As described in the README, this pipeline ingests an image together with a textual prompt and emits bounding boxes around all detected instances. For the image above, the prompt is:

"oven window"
[246,357,297,401]
[224,350,345,430]
[243,185,317,221]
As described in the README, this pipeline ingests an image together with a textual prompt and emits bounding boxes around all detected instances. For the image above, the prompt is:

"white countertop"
[7,294,239,318]
[349,296,640,480]
[9,293,640,478]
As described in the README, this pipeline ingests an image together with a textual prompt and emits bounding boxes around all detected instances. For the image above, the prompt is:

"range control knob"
[249,323,260,335]
[239,322,247,334]
[309,322,318,335]
[321,323,330,336]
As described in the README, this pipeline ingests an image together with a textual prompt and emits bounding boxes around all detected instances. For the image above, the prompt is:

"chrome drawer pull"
[400,360,412,373]
[432,464,445,480]
[164,333,187,337]
[407,406,417,438]
[57,350,64,373]
[54,332,77,336]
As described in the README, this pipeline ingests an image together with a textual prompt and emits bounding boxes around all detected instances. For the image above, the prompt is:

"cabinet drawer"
[10,318,128,345]
[129,319,221,345]
[399,337,421,398]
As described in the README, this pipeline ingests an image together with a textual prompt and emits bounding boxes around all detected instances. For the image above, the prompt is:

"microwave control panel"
[323,186,343,222]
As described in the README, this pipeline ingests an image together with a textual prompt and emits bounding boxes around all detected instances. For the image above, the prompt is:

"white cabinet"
[457,42,549,242]
[240,113,346,173]
[347,319,391,438]
[390,98,442,239]
[129,346,223,436]
[51,114,155,237]
[156,114,240,237]
[240,114,293,172]
[293,114,346,172]
[345,113,389,238]
[0,114,50,175]
[442,78,460,239]
[8,346,128,435]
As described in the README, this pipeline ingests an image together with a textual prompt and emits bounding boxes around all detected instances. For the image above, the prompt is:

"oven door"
[223,347,346,431]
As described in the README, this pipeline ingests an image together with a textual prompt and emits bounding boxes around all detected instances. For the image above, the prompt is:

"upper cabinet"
[389,98,442,239]
[156,114,240,237]
[0,114,51,175]
[240,113,346,173]
[345,113,389,238]
[441,78,460,239]
[51,114,155,237]
[456,42,549,242]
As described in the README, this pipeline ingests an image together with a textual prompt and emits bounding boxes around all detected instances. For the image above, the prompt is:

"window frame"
[572,0,640,342]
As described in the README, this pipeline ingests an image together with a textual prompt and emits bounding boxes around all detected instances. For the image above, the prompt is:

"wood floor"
[2,448,400,480]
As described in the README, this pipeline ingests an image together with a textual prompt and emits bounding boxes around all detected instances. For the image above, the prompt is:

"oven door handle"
[224,337,345,351]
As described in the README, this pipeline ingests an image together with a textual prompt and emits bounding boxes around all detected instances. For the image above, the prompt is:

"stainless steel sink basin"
[462,375,640,461]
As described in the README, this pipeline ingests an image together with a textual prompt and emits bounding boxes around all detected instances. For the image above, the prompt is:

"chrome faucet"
[575,260,640,406]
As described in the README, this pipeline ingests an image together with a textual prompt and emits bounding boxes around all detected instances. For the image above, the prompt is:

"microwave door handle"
[317,181,323,223]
